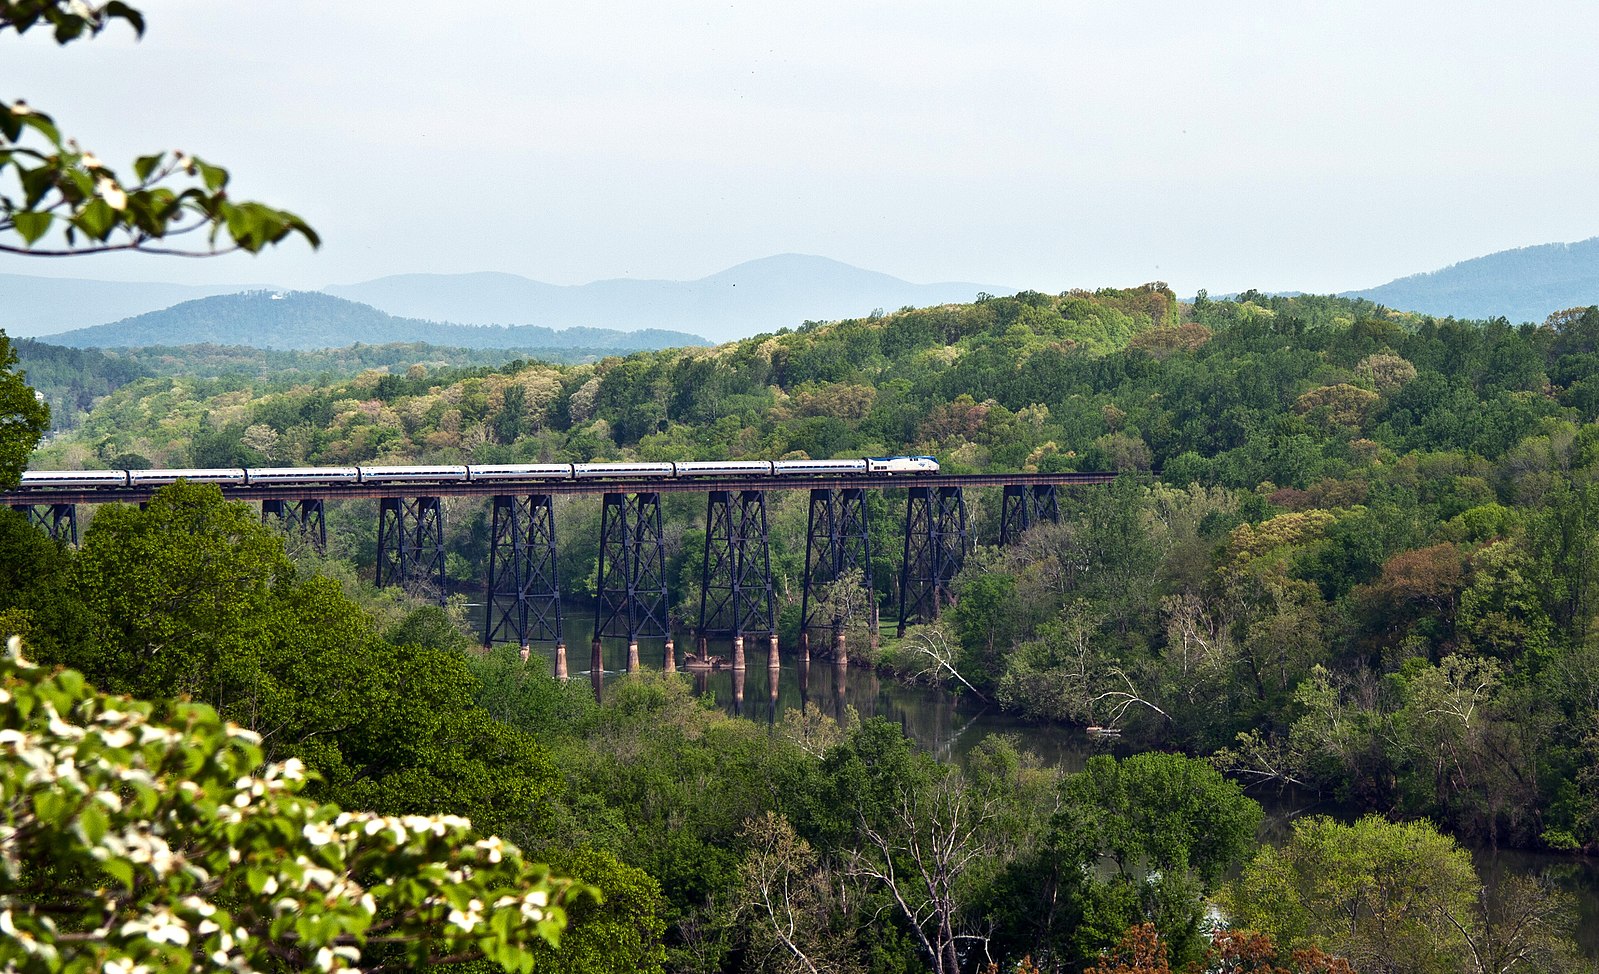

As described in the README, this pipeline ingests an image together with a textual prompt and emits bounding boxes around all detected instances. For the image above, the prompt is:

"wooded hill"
[41,289,710,352]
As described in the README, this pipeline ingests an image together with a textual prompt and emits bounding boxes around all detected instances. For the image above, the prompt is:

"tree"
[61,481,293,700]
[1222,815,1479,974]
[820,720,1001,974]
[1052,753,1263,966]
[2,1,318,257]
[733,812,860,974]
[0,333,49,487]
[49,483,560,840]
[0,637,585,974]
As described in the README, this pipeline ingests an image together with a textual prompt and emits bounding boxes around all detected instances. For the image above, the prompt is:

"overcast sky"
[5,0,1598,295]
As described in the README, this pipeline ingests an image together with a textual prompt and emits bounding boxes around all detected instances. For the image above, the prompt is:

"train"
[16,456,941,489]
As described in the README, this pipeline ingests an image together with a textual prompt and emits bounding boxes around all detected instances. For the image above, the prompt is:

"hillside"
[40,290,710,352]
[23,284,1599,911]
[324,254,1006,342]
[1344,236,1599,322]
[14,339,576,430]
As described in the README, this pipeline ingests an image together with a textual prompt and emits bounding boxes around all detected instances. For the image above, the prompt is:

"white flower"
[121,910,189,946]
[447,899,484,933]
[303,821,337,847]
[95,176,128,211]
[473,836,505,863]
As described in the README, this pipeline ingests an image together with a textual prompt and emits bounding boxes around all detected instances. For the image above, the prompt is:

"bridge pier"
[10,503,77,546]
[375,496,447,606]
[999,483,1059,544]
[697,490,775,670]
[593,492,669,671]
[799,487,873,662]
[262,498,326,552]
[898,486,967,634]
[483,495,564,672]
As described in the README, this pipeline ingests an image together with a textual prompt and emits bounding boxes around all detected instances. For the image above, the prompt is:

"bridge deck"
[2,471,1120,506]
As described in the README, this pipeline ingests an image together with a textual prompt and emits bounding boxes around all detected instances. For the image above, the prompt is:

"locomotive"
[17,456,940,489]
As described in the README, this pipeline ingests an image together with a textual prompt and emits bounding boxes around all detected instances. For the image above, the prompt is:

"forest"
[5,284,1599,973]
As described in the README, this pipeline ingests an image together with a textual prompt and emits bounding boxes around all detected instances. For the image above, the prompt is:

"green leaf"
[104,1,147,37]
[12,210,51,244]
[195,159,228,192]
[35,788,66,825]
[133,152,163,182]
[78,799,108,844]
[101,856,134,888]
[72,197,117,239]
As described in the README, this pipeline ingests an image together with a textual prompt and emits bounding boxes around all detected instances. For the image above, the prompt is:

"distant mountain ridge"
[0,274,255,337]
[2,254,1005,343]
[1343,237,1599,322]
[44,290,710,352]
[321,254,1005,342]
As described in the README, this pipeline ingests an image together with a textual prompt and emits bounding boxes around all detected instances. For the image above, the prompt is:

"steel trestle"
[484,494,563,650]
[9,503,77,546]
[698,490,776,640]
[998,483,1059,544]
[375,496,447,606]
[898,486,967,634]
[261,498,327,552]
[798,488,873,655]
[593,492,669,642]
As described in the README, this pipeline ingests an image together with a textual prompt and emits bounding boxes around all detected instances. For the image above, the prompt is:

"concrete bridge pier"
[663,637,676,673]
[732,634,746,671]
[554,641,568,681]
[627,641,640,674]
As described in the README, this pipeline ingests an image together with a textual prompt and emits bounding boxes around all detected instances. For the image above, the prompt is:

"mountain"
[41,290,710,352]
[0,274,258,338]
[1343,237,1599,322]
[323,254,1007,342]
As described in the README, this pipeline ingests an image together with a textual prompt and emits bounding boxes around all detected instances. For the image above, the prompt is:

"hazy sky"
[5,0,1598,295]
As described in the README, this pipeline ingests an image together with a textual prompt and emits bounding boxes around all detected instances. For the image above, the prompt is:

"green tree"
[0,333,49,487]
[1052,752,1263,966]
[49,482,559,840]
[1222,815,1479,974]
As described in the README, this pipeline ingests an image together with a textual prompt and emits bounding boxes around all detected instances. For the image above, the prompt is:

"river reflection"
[557,632,1096,767]
[527,632,1599,958]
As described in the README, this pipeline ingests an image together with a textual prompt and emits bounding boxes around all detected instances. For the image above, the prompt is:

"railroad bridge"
[5,468,1113,679]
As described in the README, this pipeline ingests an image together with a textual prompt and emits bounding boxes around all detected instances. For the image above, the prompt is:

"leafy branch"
[1,102,319,256]
[1,0,319,257]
